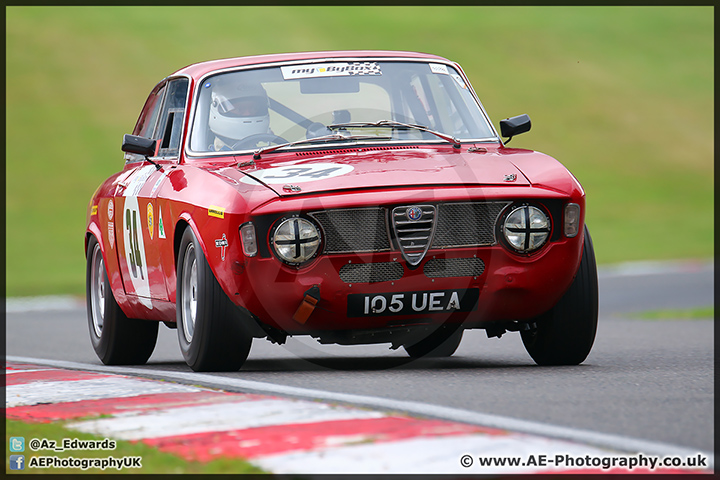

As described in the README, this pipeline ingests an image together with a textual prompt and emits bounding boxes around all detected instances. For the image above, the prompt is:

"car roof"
[172,50,453,79]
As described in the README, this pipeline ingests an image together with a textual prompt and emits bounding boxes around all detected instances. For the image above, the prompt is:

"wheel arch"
[85,228,130,318]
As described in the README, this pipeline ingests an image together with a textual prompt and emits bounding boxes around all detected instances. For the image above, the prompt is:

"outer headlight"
[503,205,551,253]
[271,217,321,265]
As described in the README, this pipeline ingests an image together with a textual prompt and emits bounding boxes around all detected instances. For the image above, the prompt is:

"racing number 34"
[125,208,144,279]
[263,166,343,180]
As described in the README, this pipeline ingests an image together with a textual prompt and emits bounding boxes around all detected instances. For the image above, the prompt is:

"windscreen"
[189,61,497,153]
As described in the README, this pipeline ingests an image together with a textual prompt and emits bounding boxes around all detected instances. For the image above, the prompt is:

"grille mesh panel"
[424,257,486,278]
[432,202,509,248]
[339,262,404,284]
[309,208,390,253]
[310,202,508,255]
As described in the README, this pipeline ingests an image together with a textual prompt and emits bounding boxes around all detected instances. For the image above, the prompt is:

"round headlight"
[272,217,321,265]
[503,205,551,253]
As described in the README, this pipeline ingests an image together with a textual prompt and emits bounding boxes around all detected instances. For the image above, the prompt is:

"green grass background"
[6,6,713,297]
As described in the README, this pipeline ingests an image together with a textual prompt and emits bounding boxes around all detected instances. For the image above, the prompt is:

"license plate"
[347,289,479,317]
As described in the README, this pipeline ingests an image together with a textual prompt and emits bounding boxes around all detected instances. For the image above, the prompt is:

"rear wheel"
[521,226,598,365]
[176,227,252,372]
[404,327,463,358]
[86,236,158,365]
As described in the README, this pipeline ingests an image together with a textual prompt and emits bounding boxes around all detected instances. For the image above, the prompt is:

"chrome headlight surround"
[270,216,322,266]
[502,204,552,253]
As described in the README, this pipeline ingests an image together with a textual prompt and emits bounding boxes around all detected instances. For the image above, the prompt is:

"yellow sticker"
[91,205,98,216]
[147,203,154,239]
[208,206,226,219]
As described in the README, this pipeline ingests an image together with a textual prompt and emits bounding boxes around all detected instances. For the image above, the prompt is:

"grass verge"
[628,306,714,320]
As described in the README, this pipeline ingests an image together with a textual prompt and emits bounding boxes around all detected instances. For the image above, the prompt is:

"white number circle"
[240,163,353,185]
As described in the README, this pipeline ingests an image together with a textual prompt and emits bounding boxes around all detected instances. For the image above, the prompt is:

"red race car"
[85,50,597,371]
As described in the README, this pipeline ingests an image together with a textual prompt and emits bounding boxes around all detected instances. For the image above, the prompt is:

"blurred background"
[6,6,713,297]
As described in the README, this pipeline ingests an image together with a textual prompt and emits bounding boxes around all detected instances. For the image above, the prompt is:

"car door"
[116,77,188,307]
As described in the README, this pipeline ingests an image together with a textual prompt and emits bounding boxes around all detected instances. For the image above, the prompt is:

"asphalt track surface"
[6,260,714,455]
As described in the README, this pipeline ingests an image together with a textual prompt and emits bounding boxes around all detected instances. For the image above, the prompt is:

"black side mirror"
[122,134,157,156]
[499,114,531,144]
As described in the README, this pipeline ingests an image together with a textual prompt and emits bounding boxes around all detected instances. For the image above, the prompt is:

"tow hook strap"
[292,285,321,324]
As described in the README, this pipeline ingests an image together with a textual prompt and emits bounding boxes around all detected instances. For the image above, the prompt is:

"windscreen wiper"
[252,133,390,160]
[328,120,461,149]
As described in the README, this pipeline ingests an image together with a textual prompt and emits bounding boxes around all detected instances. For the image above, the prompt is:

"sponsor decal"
[108,199,114,221]
[149,171,169,197]
[240,163,354,185]
[429,63,467,89]
[429,63,449,75]
[452,74,467,89]
[91,205,98,216]
[108,222,115,249]
[158,206,166,239]
[125,165,155,197]
[147,203,154,239]
[281,62,382,80]
[215,234,228,261]
[208,206,225,219]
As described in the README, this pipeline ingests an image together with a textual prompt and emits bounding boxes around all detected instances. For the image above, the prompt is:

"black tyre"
[521,226,598,365]
[86,236,158,365]
[176,227,252,372]
[404,327,464,358]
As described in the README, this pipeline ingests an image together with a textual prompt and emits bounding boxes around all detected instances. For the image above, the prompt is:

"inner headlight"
[503,205,551,253]
[271,217,321,265]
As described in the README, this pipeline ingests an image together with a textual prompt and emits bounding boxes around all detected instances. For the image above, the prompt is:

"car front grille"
[423,257,486,278]
[339,262,404,284]
[391,205,437,266]
[309,208,391,254]
[310,201,509,256]
[432,202,509,248]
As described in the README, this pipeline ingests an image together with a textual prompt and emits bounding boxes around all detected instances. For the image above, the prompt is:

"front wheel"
[86,236,158,365]
[176,227,252,372]
[521,226,598,365]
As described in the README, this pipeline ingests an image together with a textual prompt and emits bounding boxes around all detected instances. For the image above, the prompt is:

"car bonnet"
[235,146,534,197]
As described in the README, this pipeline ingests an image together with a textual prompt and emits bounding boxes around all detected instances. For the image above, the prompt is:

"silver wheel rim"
[90,244,106,338]
[181,243,197,343]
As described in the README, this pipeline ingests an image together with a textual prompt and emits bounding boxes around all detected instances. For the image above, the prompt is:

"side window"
[133,83,167,139]
[125,83,167,163]
[155,78,189,158]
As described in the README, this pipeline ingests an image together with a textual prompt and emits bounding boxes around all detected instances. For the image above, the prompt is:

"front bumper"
[214,185,585,339]
[233,237,582,335]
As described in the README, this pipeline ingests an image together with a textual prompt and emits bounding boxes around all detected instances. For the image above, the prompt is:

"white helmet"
[209,82,270,142]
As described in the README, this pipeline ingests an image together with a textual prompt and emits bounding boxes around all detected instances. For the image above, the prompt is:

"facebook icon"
[10,455,25,470]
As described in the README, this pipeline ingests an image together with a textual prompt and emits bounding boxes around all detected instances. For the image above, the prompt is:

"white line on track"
[7,355,714,468]
[5,295,85,313]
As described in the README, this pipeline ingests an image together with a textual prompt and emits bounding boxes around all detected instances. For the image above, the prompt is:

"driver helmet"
[209,82,270,142]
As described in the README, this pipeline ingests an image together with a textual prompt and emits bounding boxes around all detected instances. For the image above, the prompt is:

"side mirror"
[122,134,157,157]
[499,114,531,144]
